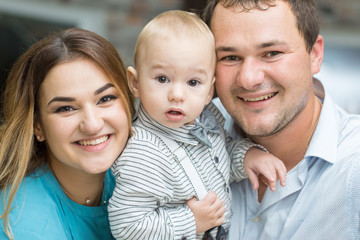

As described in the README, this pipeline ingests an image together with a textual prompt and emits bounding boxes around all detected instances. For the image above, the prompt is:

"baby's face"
[135,35,216,128]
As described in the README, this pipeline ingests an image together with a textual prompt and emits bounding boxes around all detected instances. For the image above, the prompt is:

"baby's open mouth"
[167,110,183,115]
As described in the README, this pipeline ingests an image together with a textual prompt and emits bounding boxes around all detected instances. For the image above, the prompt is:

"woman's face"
[35,59,129,175]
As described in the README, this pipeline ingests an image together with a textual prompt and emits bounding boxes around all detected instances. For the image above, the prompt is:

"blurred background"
[0,0,359,113]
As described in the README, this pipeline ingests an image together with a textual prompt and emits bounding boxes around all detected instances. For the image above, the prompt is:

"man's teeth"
[78,136,108,146]
[243,93,275,102]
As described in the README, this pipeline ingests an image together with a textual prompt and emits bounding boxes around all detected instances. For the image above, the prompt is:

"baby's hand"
[244,147,286,191]
[186,191,225,234]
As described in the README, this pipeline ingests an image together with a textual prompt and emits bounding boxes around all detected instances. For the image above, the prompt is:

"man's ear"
[311,35,324,75]
[34,120,45,142]
[205,76,216,104]
[127,66,140,98]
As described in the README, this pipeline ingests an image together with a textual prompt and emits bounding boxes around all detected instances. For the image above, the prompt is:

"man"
[203,0,360,239]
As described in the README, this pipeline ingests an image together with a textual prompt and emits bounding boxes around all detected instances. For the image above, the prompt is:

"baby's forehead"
[136,32,215,65]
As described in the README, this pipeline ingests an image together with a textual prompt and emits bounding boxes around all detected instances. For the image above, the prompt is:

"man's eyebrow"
[257,41,286,49]
[215,41,287,52]
[215,46,237,52]
[94,83,115,95]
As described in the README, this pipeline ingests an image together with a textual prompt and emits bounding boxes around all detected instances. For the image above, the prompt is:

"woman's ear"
[34,121,45,142]
[127,66,140,98]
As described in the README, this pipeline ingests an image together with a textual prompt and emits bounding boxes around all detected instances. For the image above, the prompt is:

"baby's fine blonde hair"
[133,10,215,67]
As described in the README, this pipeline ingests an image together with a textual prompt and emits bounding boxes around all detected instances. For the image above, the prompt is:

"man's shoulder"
[336,106,360,154]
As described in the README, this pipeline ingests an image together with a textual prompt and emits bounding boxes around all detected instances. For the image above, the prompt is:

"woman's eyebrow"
[47,96,75,106]
[94,83,115,96]
[47,83,115,106]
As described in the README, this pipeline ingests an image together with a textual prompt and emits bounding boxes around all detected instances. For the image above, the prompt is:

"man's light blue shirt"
[214,89,360,240]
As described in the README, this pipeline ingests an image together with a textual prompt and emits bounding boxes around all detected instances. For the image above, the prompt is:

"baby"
[108,10,286,240]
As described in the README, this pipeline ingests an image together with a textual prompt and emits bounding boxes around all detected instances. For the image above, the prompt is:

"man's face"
[211,1,322,138]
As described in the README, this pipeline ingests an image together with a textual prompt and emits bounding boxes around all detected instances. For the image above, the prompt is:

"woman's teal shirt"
[0,165,115,239]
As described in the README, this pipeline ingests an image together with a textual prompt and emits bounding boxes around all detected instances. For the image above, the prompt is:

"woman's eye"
[98,95,117,104]
[156,76,169,83]
[55,106,74,113]
[187,79,200,87]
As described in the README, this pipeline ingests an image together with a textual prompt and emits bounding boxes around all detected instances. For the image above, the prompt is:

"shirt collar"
[305,87,338,164]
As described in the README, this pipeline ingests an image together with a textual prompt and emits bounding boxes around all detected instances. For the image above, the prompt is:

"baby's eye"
[98,95,117,104]
[55,106,75,113]
[156,76,169,83]
[187,79,200,87]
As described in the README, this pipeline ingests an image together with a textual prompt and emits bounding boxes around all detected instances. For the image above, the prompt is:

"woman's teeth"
[243,93,275,102]
[78,135,109,146]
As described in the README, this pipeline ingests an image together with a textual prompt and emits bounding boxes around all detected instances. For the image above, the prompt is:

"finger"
[247,170,260,190]
[210,196,224,213]
[260,166,277,191]
[203,191,217,204]
[186,196,197,204]
[215,203,225,217]
[276,162,287,187]
[216,214,225,226]
[185,196,198,208]
[261,164,276,183]
[260,165,276,183]
[268,179,277,191]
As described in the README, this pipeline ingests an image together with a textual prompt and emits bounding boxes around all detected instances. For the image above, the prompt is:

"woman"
[0,28,134,239]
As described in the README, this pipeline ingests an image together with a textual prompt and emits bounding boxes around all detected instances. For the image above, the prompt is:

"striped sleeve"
[206,101,266,182]
[108,129,196,240]
[227,138,257,182]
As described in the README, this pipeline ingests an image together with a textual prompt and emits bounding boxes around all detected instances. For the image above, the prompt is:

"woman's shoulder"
[0,168,68,239]
[1,168,55,211]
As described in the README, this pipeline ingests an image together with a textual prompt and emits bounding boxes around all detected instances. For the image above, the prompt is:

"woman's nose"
[79,105,104,134]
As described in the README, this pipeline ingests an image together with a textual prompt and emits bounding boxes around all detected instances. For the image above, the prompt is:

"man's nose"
[236,58,265,90]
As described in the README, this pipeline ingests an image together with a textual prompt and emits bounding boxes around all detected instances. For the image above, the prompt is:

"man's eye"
[265,51,280,57]
[55,106,74,113]
[187,79,200,87]
[156,76,169,83]
[222,56,240,61]
[98,95,117,104]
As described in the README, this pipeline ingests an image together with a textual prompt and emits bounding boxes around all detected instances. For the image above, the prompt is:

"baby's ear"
[127,66,140,98]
